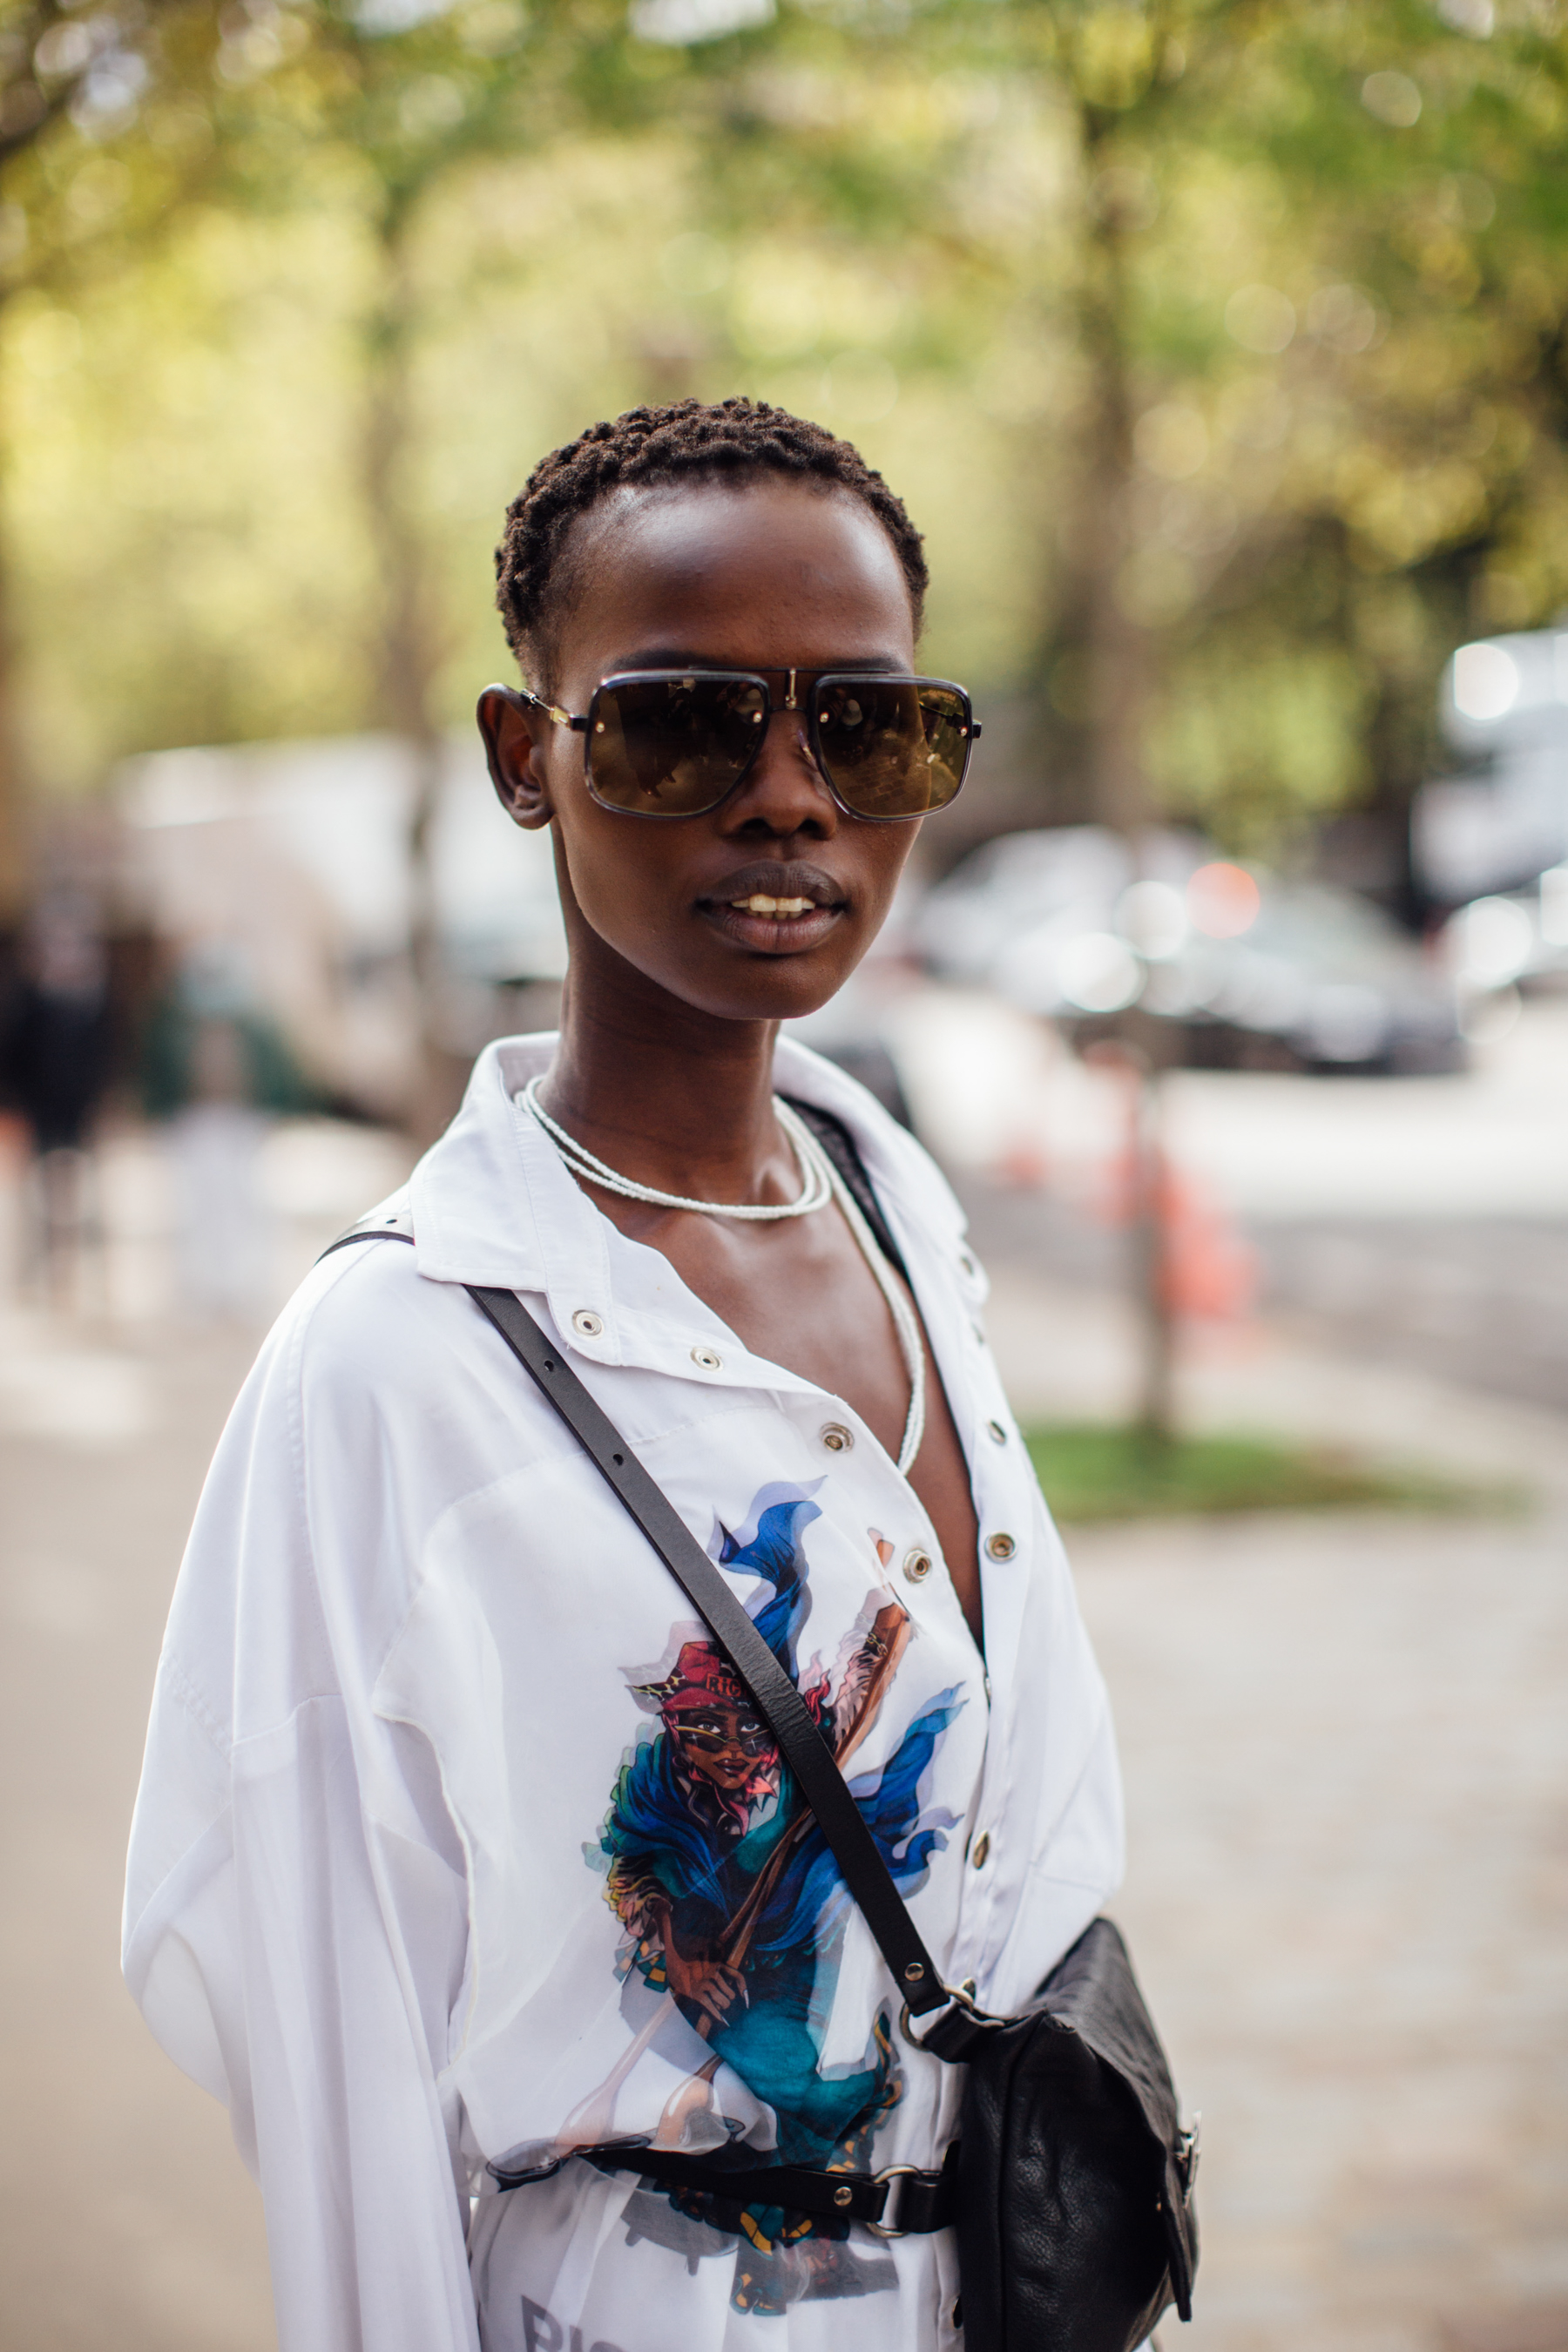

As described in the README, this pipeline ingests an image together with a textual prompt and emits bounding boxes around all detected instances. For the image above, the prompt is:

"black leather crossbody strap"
[463,1280,950,2019]
[780,1098,909,1282]
[317,1214,416,1260]
[564,2146,959,2234]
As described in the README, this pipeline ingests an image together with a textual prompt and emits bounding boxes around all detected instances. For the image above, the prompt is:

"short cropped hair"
[495,396,927,686]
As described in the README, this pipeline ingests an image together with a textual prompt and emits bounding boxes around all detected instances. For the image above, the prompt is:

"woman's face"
[479,478,924,1027]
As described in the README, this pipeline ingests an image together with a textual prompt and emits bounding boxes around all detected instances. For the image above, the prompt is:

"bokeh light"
[1186,862,1261,939]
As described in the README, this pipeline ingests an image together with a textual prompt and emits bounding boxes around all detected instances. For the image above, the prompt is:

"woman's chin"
[571,925,868,1031]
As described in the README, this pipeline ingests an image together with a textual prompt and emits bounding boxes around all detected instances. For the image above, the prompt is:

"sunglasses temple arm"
[518,688,587,732]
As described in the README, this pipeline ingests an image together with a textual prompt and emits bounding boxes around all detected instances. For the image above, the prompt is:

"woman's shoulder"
[272,1193,500,1418]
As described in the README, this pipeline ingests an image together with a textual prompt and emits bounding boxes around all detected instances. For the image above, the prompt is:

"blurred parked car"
[916,825,1465,1075]
[1441,865,1568,996]
[1413,630,1568,906]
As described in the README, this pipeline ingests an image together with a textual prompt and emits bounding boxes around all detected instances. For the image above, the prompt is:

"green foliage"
[1152,631,1372,855]
[0,0,1565,859]
[8,229,377,776]
[1023,1420,1515,1524]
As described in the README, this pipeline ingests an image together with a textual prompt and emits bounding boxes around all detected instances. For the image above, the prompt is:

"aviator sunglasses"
[515,666,981,822]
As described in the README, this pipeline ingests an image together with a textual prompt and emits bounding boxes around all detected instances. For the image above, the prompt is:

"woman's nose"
[723,702,837,836]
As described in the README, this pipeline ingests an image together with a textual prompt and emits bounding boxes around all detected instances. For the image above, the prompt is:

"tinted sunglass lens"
[587,677,767,814]
[814,681,970,816]
[914,687,970,810]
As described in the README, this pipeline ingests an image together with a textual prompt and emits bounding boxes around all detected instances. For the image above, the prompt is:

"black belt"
[492,2143,960,2237]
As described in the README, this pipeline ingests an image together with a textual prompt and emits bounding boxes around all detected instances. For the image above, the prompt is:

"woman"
[125,398,1123,2352]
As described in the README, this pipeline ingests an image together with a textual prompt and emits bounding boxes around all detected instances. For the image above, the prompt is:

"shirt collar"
[406,1031,969,1359]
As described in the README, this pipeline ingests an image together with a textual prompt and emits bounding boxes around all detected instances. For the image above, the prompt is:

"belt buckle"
[865,2162,920,2239]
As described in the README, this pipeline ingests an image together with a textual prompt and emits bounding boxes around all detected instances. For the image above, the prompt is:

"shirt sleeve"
[122,1288,482,2352]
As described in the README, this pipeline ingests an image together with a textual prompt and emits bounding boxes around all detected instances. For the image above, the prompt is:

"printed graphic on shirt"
[578,1482,963,2316]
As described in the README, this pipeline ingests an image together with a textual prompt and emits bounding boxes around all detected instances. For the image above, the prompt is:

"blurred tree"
[2,0,1565,929]
[639,0,1568,882]
[0,0,221,913]
[196,0,679,1125]
[1006,0,1568,886]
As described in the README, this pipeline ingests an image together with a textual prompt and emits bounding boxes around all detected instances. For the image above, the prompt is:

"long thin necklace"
[521,1078,832,1220]
[799,1120,927,1476]
[520,1079,926,1475]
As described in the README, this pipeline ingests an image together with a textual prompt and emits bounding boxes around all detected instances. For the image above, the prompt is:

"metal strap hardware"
[864,2160,951,2240]
[1176,2118,1201,2193]
[898,1978,1001,2058]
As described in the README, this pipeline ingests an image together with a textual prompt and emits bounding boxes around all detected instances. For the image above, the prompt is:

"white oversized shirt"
[124,1033,1124,2352]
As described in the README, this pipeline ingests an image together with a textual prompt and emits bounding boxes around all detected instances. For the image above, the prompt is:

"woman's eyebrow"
[605,650,910,673]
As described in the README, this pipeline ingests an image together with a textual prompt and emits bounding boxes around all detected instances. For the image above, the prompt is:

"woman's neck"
[539,969,798,1209]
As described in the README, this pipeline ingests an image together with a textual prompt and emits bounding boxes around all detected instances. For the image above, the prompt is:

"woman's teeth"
[731,894,814,917]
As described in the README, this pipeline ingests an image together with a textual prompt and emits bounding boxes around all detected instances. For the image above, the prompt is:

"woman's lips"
[697,863,848,953]
[700,891,843,953]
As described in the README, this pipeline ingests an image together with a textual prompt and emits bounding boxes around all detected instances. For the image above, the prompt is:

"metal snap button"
[833,2183,854,2209]
[571,1310,604,1339]
[691,1345,723,1371]
[986,1418,1007,1445]
[984,1531,1017,1562]
[971,1831,991,1869]
[820,1423,854,1453]
[903,1547,933,1585]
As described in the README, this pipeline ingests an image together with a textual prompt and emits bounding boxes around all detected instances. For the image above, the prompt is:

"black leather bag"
[937,1917,1196,2349]
[459,1279,1199,2352]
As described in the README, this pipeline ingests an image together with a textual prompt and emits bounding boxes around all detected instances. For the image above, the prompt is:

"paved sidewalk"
[0,1314,276,2352]
[1,1122,1564,2351]
[0,1119,405,2352]
[1081,1503,1568,2352]
[982,1272,1568,2352]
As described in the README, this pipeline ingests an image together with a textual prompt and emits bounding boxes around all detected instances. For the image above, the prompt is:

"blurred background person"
[137,945,308,1320]
[1,892,113,1304]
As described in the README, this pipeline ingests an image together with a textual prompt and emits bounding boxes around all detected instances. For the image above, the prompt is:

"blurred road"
[1248,1215,1568,1416]
[948,997,1568,1416]
[1,1056,1565,2352]
[965,1185,1568,1418]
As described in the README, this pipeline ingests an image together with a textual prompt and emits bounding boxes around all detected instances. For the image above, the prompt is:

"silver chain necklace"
[519,1078,926,1474]
[521,1078,833,1220]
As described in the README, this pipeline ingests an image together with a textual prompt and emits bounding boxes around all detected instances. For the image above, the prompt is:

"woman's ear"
[477,686,556,830]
